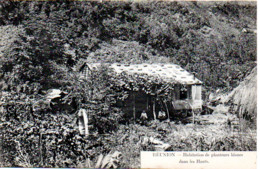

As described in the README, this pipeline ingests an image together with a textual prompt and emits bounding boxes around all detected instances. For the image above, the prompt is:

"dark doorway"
[180,90,188,100]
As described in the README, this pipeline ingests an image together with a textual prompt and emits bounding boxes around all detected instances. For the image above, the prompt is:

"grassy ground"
[103,112,256,168]
[0,111,256,168]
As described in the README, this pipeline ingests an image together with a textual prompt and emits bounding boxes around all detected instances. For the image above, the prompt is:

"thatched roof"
[86,63,202,85]
[225,67,257,119]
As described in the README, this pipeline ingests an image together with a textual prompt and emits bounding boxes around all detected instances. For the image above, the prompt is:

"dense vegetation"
[0,1,256,89]
[0,1,256,167]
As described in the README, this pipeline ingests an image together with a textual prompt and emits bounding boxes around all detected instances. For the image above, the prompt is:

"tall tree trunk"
[133,93,136,123]
[153,98,156,120]
[163,101,170,120]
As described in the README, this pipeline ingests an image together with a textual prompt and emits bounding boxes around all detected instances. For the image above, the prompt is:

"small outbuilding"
[80,63,203,120]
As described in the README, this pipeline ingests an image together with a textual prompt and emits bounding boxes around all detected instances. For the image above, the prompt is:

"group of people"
[139,110,168,121]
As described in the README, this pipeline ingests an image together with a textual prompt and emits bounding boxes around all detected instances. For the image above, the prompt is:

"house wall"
[172,84,192,110]
[118,84,202,119]
[174,85,192,100]
[192,85,202,109]
[168,84,202,110]
[118,91,172,119]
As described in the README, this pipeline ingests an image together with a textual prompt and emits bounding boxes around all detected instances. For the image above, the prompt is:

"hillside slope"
[0,1,256,89]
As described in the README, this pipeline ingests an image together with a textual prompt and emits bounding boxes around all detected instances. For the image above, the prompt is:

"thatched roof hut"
[225,67,257,121]
[80,63,203,121]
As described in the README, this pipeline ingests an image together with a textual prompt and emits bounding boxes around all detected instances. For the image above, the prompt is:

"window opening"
[180,85,188,100]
